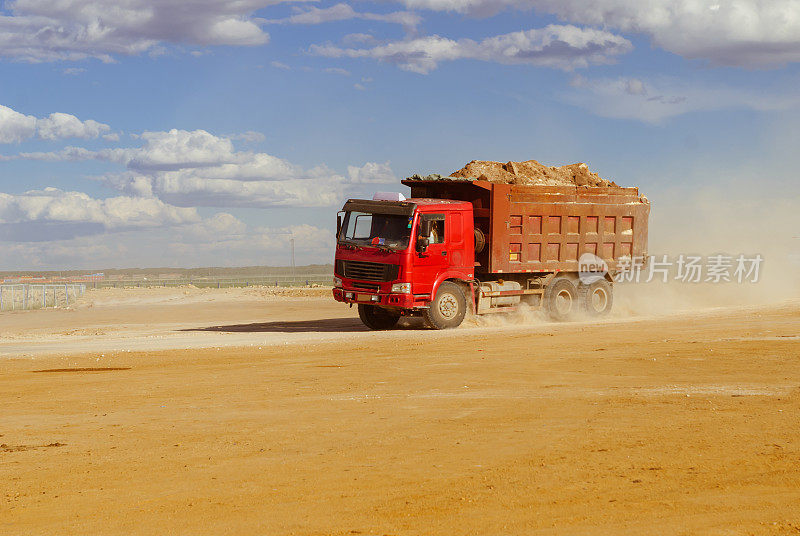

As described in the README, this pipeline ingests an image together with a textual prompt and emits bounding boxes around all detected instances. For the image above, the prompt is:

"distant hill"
[0,264,333,281]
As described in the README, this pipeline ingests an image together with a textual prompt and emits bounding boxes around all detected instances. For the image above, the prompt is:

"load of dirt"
[450,159,617,187]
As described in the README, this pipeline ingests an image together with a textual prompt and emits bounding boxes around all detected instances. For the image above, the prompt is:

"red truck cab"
[333,196,474,329]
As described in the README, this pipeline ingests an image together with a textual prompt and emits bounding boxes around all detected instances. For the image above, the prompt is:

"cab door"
[411,212,449,297]
[446,211,470,272]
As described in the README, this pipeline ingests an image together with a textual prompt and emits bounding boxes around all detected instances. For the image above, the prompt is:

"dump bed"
[402,176,649,275]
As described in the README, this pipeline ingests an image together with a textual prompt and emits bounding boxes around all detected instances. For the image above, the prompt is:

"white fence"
[0,284,86,311]
[90,274,334,289]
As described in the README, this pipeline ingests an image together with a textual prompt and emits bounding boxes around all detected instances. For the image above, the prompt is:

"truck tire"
[424,281,467,330]
[579,279,613,316]
[358,304,400,330]
[544,277,578,321]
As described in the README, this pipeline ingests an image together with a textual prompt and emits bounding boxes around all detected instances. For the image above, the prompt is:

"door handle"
[441,251,448,256]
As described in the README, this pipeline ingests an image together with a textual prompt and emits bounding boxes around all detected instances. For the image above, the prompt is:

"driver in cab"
[419,219,444,249]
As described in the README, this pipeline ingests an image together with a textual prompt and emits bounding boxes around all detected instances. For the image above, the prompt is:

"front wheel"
[423,281,467,330]
[358,304,400,330]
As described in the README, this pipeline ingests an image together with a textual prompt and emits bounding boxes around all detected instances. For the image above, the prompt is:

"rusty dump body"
[402,176,650,277]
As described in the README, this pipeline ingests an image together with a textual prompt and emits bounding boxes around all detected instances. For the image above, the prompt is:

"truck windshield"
[339,211,412,250]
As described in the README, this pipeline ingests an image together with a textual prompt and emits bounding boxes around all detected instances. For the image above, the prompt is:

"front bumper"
[333,287,416,308]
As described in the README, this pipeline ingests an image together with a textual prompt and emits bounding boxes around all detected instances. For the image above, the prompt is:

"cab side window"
[422,214,446,245]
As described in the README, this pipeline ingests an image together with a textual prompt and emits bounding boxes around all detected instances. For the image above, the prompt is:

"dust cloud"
[617,183,800,316]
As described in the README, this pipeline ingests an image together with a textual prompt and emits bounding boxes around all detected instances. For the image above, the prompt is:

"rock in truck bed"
[448,159,617,187]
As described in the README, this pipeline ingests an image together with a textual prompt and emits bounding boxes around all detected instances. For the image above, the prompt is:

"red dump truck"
[333,175,649,329]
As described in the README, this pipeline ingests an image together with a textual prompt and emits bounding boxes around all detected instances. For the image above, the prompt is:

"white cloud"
[103,172,345,208]
[36,112,111,141]
[0,146,98,162]
[153,221,334,267]
[342,33,378,46]
[348,161,397,183]
[398,0,528,16]
[116,129,241,171]
[0,187,200,241]
[324,67,351,76]
[566,74,800,122]
[0,105,37,143]
[394,0,800,67]
[4,128,356,208]
[3,125,402,208]
[0,104,112,143]
[0,186,338,268]
[0,219,335,268]
[311,24,631,73]
[266,3,421,32]
[0,0,316,62]
[229,130,266,143]
[270,60,291,70]
[185,212,247,237]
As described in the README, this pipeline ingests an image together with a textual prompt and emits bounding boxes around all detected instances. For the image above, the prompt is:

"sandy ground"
[0,286,353,358]
[0,284,789,358]
[2,287,800,534]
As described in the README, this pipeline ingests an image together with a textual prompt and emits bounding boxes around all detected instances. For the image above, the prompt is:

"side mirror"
[336,214,342,237]
[417,236,430,253]
[419,219,432,237]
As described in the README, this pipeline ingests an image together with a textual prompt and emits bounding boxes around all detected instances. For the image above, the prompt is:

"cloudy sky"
[0,0,799,269]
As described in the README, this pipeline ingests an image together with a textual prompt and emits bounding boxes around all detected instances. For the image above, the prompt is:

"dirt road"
[2,293,800,534]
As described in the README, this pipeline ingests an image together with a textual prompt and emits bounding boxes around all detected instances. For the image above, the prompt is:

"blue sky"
[0,0,798,269]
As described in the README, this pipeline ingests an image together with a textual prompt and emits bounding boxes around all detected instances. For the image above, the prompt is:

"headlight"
[333,276,343,288]
[391,282,411,294]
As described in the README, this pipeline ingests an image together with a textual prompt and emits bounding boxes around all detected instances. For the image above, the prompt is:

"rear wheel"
[545,277,578,321]
[358,304,400,330]
[579,279,613,316]
[423,281,467,330]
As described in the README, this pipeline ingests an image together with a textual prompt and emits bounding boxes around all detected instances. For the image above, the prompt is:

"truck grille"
[352,282,380,291]
[337,260,399,282]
